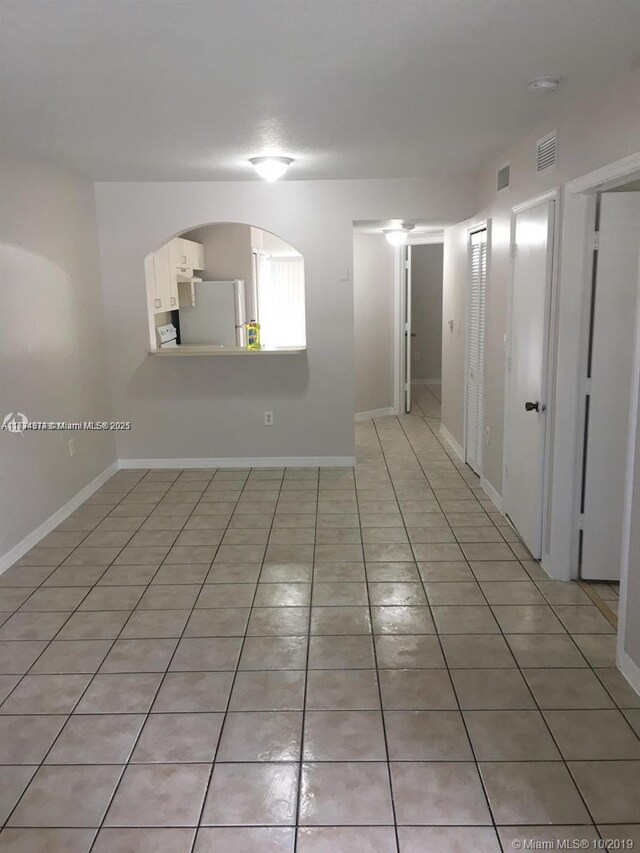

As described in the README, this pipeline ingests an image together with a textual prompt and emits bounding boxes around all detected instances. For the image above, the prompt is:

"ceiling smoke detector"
[528,77,561,93]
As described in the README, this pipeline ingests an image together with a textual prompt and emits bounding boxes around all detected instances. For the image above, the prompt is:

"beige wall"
[353,233,395,414]
[442,219,477,448]
[442,69,640,495]
[183,223,255,318]
[411,243,443,383]
[439,69,640,689]
[0,154,116,560]
[94,176,477,464]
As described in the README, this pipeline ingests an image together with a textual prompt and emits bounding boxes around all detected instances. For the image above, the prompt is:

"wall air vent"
[497,164,510,191]
[536,131,557,172]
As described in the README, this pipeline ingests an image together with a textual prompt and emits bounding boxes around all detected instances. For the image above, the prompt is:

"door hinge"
[510,243,518,259]
[584,377,592,396]
[404,383,410,392]
[578,513,585,531]
[507,356,512,373]
[593,231,600,252]
[405,260,410,270]
[504,464,509,479]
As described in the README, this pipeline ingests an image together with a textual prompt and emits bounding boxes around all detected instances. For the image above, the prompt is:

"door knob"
[525,401,540,412]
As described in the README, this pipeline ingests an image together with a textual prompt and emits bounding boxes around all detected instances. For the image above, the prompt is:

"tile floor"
[0,385,639,852]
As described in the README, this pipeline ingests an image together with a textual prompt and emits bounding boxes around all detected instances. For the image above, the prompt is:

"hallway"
[0,400,639,851]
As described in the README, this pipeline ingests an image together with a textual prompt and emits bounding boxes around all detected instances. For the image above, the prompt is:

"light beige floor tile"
[451,669,535,710]
[385,710,472,760]
[105,764,209,827]
[299,762,393,825]
[479,762,590,825]
[391,762,491,825]
[463,710,560,760]
[497,827,599,852]
[569,761,640,823]
[94,828,195,853]
[218,711,302,761]
[523,668,615,709]
[202,763,298,826]
[195,828,294,853]
[131,712,223,762]
[303,711,386,760]
[379,669,458,710]
[398,826,501,853]
[297,827,394,853]
[9,764,123,827]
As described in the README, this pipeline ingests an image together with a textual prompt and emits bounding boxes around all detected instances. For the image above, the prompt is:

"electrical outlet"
[69,438,76,457]
[264,411,274,426]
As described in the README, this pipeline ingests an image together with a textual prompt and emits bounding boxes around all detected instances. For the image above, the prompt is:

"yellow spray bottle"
[246,321,261,350]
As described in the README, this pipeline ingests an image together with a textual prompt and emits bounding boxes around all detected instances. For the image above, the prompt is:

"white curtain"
[257,256,306,348]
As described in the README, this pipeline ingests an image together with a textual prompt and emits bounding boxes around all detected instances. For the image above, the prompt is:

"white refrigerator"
[179,280,246,347]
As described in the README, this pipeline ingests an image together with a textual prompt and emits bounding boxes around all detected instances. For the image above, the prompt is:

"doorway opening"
[578,184,640,583]
[352,222,444,422]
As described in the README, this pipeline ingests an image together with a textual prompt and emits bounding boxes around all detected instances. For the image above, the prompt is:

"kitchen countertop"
[149,345,306,356]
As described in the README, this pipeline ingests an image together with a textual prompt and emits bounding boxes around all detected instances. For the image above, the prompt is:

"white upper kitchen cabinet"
[169,238,190,271]
[168,238,205,273]
[151,244,178,312]
[190,240,205,270]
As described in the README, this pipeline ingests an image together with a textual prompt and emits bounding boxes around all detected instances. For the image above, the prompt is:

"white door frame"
[503,188,560,564]
[545,153,640,584]
[393,233,445,415]
[618,243,640,692]
[393,246,405,415]
[464,220,490,476]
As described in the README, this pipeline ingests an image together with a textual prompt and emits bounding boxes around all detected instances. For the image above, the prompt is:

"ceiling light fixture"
[528,76,561,93]
[383,225,415,246]
[249,156,293,181]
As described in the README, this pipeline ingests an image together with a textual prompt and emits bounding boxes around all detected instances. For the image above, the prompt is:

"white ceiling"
[2,0,640,181]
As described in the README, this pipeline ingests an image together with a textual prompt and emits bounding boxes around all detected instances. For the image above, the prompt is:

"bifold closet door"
[581,192,640,581]
[465,229,487,474]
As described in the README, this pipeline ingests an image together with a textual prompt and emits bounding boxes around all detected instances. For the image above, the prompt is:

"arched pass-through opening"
[144,222,306,354]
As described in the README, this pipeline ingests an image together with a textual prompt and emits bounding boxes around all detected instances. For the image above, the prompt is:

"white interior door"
[404,245,412,413]
[581,192,640,581]
[506,199,555,559]
[466,228,487,474]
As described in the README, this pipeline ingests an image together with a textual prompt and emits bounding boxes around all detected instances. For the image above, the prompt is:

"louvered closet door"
[466,229,487,474]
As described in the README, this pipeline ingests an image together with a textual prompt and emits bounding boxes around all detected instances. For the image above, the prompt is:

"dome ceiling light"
[249,156,294,181]
[383,225,415,246]
[528,76,561,93]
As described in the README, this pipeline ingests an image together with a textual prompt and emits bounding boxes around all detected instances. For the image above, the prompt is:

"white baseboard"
[439,424,464,462]
[0,461,119,575]
[0,453,358,575]
[118,456,356,469]
[480,476,504,513]
[355,407,394,422]
[618,648,640,701]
